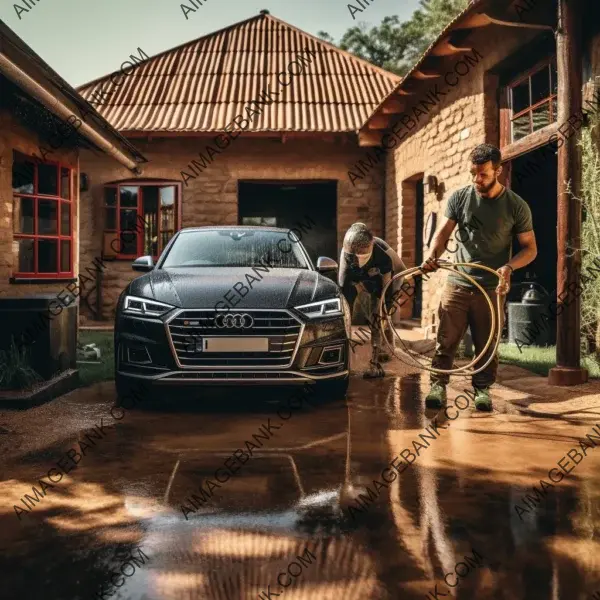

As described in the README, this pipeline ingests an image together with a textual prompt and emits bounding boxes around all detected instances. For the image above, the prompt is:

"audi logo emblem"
[214,313,254,329]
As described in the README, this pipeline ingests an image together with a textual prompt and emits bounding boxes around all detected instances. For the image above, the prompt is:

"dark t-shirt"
[339,237,405,299]
[445,185,533,289]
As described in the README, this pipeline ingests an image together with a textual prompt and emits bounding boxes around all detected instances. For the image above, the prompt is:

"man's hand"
[496,265,512,295]
[420,256,442,273]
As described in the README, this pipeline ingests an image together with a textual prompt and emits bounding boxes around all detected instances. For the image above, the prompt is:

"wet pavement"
[1,373,600,600]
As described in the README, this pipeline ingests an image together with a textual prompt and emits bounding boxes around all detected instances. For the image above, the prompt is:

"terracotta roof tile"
[77,12,400,134]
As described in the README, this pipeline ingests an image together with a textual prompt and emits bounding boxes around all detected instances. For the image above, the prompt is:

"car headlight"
[123,295,175,317]
[295,298,343,319]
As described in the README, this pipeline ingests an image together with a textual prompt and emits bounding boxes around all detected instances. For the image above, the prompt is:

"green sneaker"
[474,387,493,412]
[425,383,447,409]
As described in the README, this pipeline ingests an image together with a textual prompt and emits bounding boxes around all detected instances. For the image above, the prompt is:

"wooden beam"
[358,130,382,147]
[549,0,588,385]
[460,12,553,31]
[412,70,441,80]
[430,37,473,57]
[381,98,404,114]
[500,122,558,162]
[367,114,393,130]
[397,89,414,96]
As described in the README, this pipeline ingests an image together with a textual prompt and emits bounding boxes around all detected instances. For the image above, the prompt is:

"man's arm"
[509,230,538,270]
[422,216,457,269]
[496,230,537,294]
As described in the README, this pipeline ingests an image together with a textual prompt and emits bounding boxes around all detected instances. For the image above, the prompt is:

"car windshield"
[160,230,310,269]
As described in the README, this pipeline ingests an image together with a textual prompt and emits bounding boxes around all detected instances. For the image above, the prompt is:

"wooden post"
[548,0,588,386]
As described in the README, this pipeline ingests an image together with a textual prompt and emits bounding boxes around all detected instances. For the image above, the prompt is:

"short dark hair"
[469,144,502,168]
[343,223,373,253]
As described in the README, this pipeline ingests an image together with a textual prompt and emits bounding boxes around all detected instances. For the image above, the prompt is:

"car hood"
[126,267,340,309]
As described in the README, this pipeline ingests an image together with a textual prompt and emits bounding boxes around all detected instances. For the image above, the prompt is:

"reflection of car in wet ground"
[114,227,351,403]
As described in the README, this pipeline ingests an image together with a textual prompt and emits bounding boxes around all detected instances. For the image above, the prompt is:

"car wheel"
[314,377,349,402]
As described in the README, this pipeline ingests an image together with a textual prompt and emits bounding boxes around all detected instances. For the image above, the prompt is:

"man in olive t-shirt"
[421,144,538,411]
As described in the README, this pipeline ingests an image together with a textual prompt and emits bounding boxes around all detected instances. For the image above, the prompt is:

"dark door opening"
[238,181,337,265]
[509,144,558,303]
[413,179,425,319]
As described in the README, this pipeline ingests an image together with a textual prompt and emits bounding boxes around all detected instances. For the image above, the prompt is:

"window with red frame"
[508,59,558,143]
[103,183,179,259]
[12,152,73,279]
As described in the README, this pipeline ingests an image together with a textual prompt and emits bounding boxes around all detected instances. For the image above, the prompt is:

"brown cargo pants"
[431,283,505,389]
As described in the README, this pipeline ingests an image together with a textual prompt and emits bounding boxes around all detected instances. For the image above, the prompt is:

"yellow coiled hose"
[377,261,505,377]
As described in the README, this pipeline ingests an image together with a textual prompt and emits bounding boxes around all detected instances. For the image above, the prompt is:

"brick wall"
[384,25,542,335]
[0,107,79,298]
[79,137,385,320]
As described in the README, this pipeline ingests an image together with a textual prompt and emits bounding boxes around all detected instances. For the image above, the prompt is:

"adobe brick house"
[76,10,399,321]
[0,21,144,381]
[360,0,600,384]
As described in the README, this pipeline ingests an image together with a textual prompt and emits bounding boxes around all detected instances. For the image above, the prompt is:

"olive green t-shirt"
[444,185,533,289]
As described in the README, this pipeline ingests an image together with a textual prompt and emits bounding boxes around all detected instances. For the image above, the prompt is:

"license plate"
[202,337,269,353]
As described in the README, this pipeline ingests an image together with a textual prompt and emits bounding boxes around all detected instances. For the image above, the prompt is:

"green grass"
[498,343,600,378]
[77,330,115,387]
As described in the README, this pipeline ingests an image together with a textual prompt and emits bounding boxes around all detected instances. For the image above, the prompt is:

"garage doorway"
[238,181,337,264]
[508,144,558,303]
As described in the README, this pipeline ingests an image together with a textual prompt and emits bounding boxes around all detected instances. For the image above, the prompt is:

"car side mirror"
[317,256,338,272]
[132,256,154,272]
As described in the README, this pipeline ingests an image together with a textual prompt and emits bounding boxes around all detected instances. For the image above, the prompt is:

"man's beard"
[475,179,497,196]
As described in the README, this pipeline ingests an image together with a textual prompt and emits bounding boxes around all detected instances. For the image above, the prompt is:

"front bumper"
[115,307,349,386]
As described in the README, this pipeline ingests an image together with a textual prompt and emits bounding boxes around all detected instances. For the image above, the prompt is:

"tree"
[318,0,469,76]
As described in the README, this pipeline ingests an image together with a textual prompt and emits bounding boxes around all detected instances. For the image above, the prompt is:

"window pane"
[38,163,59,195]
[15,239,34,273]
[38,239,58,273]
[61,202,71,235]
[120,186,139,207]
[551,61,558,95]
[120,209,138,254]
[12,155,34,194]
[161,231,174,250]
[531,66,550,105]
[160,186,175,208]
[120,208,138,232]
[14,196,34,234]
[120,232,137,255]
[38,200,58,234]
[512,80,530,114]
[512,112,531,141]
[552,97,557,121]
[105,207,116,230]
[60,168,70,199]
[140,188,158,256]
[105,187,117,207]
[60,240,71,272]
[532,102,551,132]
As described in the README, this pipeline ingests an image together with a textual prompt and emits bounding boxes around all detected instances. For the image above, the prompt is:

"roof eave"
[0,19,147,169]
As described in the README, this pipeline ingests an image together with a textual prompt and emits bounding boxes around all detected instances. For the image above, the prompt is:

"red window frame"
[12,154,74,279]
[103,181,182,260]
[503,58,558,146]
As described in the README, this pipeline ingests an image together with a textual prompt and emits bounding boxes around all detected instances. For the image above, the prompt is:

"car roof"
[178,226,293,234]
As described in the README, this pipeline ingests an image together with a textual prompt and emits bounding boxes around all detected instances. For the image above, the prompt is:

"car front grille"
[166,309,303,368]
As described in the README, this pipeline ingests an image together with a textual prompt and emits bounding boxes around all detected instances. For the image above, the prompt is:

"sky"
[2,0,421,88]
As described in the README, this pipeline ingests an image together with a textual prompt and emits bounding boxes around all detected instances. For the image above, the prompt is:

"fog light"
[127,346,152,364]
[319,345,342,365]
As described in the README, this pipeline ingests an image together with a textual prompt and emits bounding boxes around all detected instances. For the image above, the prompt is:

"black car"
[114,226,351,402]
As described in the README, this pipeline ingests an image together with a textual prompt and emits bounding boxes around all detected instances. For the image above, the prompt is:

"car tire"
[314,377,349,402]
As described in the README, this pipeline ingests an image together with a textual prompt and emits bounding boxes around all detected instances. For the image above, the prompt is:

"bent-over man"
[339,223,407,378]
